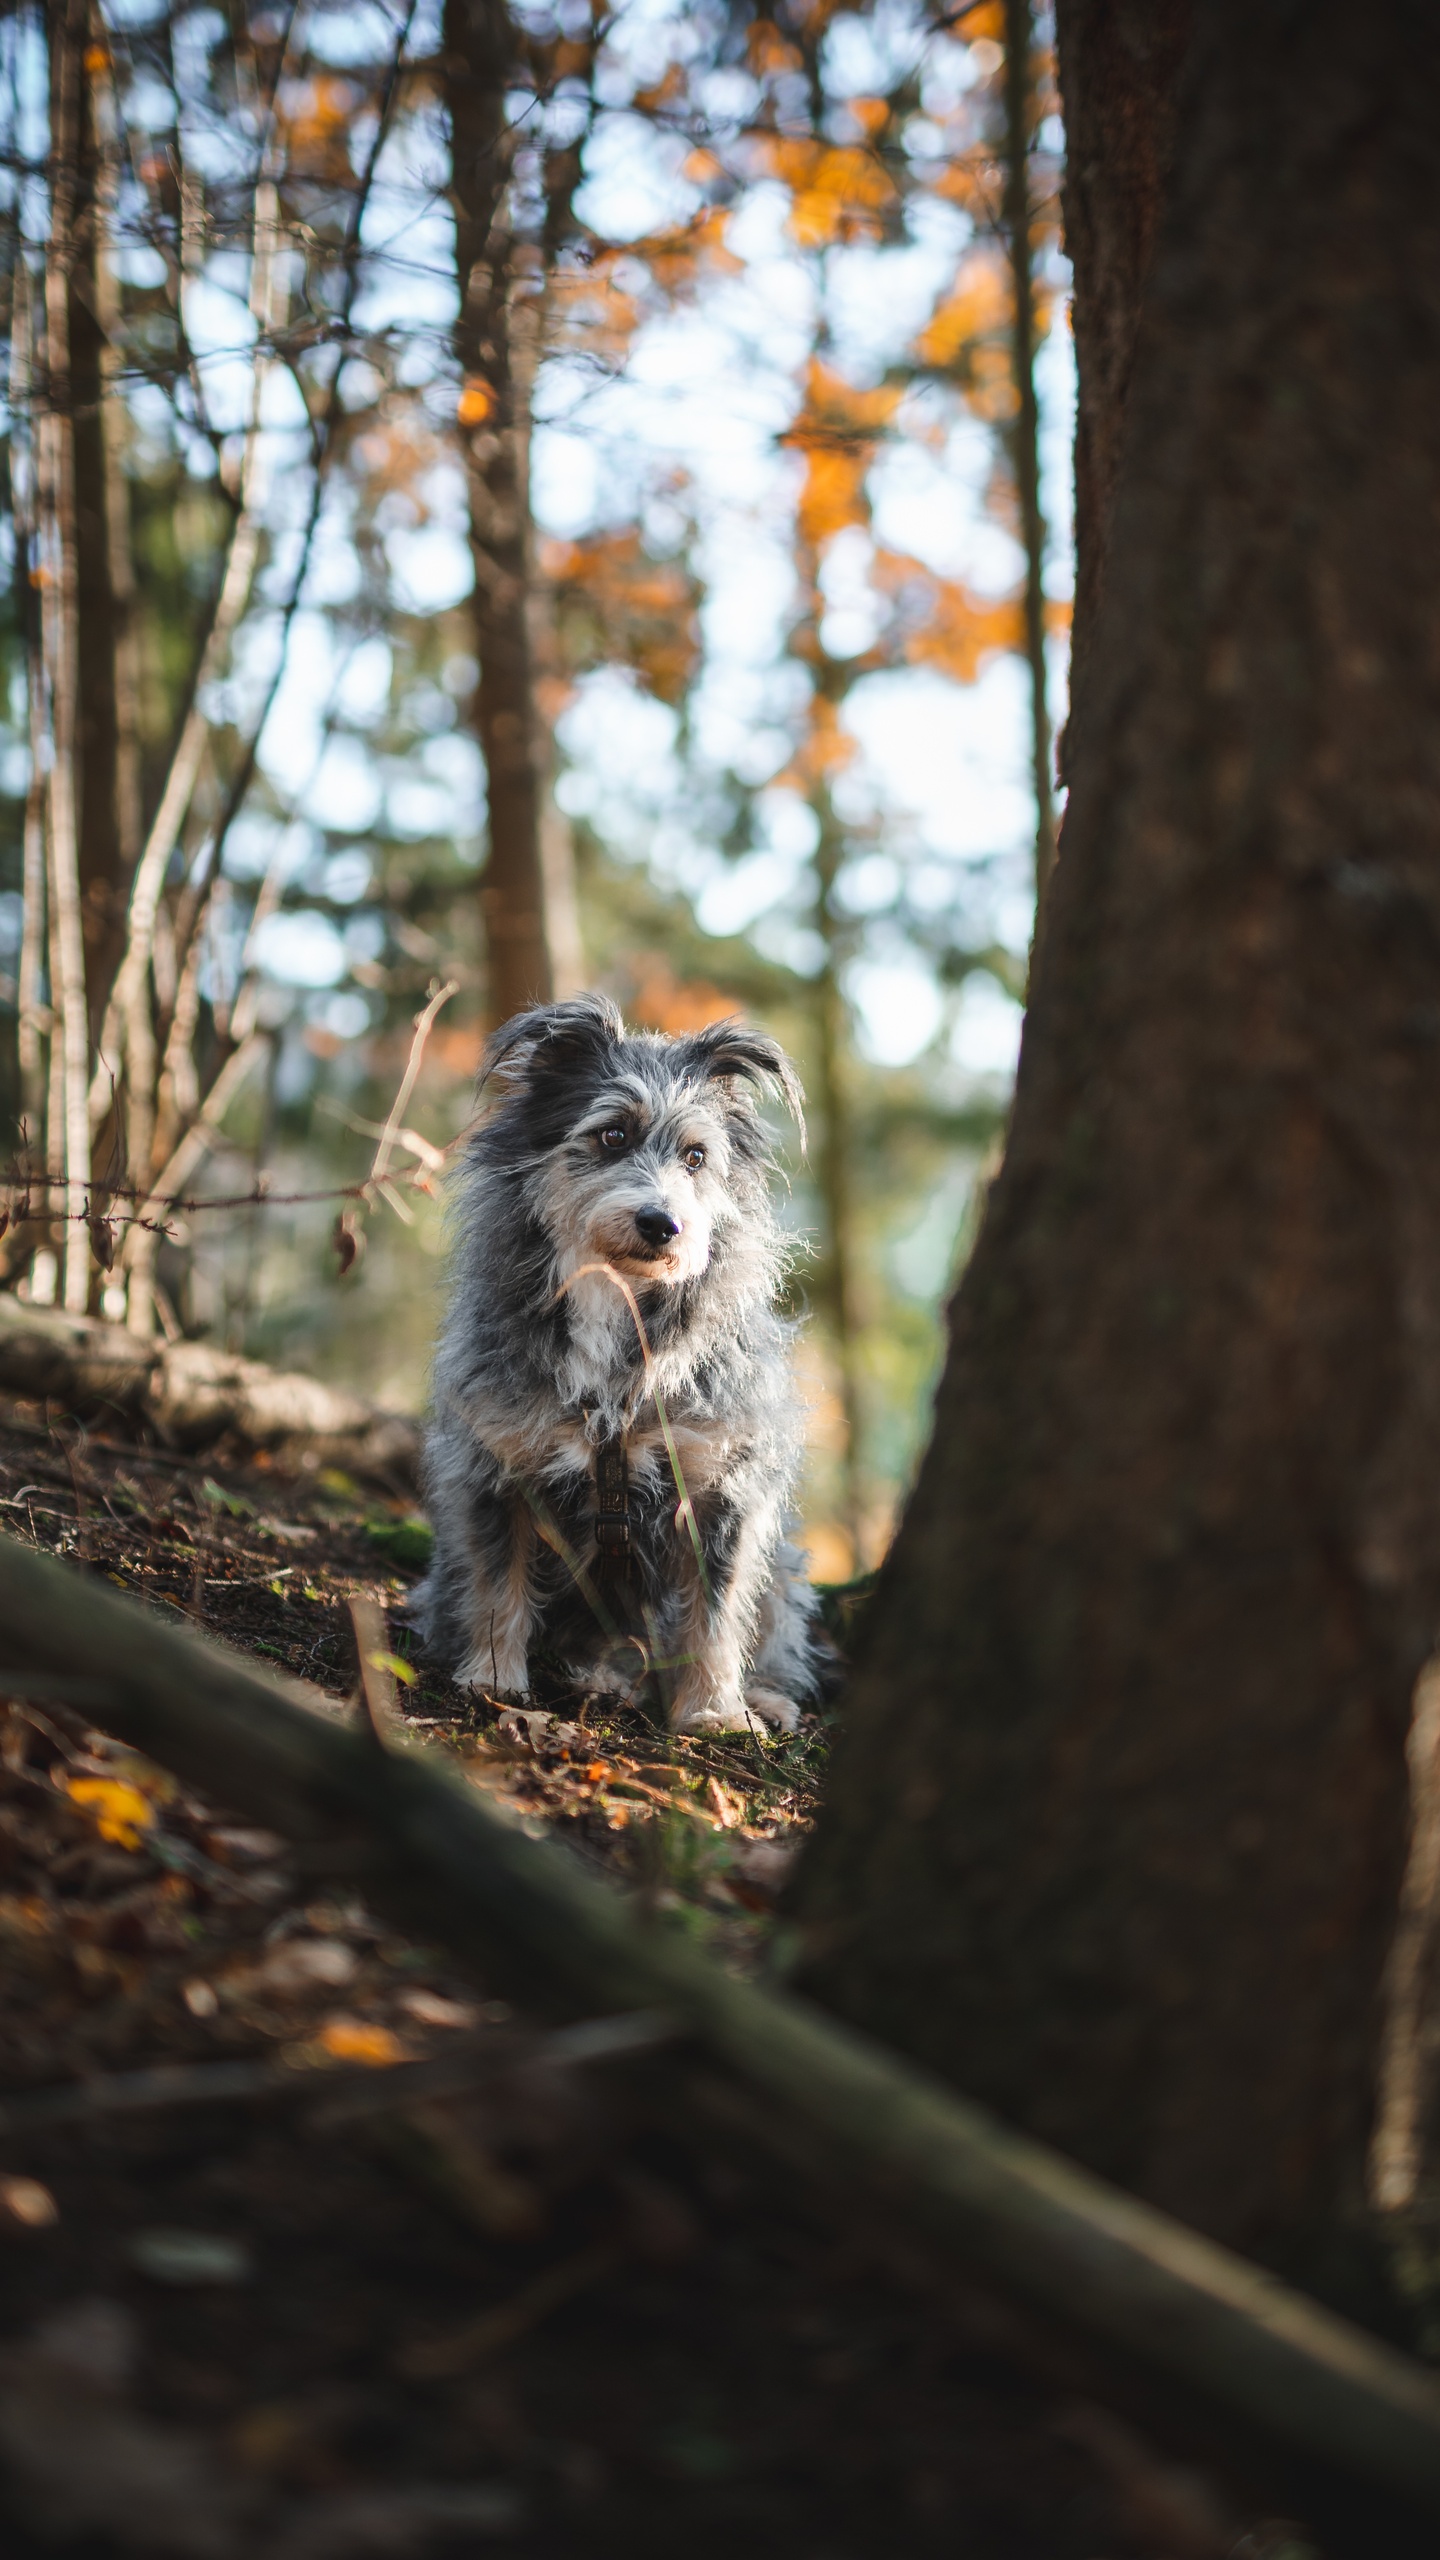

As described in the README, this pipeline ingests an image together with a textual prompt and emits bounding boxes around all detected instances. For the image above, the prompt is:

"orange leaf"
[319,2018,407,2067]
[457,379,495,426]
[65,1775,156,1852]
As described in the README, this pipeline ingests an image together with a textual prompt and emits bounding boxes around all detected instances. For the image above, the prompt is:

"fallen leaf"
[257,1938,357,1995]
[207,1826,286,1864]
[0,2174,57,2228]
[366,1649,416,1688]
[64,1775,156,1852]
[318,2017,407,2067]
[497,1708,553,1751]
[398,1988,478,2030]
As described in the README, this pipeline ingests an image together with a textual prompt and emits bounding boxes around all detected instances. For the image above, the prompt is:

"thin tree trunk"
[1001,0,1055,905]
[445,0,555,1023]
[797,0,1440,2300]
[12,258,48,1158]
[81,11,142,1018]
[69,15,137,1027]
[41,0,92,1313]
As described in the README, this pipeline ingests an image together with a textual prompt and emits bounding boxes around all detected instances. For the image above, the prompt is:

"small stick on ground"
[398,2243,620,2381]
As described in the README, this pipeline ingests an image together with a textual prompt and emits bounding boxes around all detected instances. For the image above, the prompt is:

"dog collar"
[594,1434,631,1567]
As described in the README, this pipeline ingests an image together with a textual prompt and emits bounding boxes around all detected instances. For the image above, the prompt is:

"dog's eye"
[598,1125,628,1154]
[682,1145,706,1172]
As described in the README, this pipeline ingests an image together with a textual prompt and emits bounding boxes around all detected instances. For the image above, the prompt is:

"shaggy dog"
[413,995,822,1734]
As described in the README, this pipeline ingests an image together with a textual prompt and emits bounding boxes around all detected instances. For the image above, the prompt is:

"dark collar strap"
[594,1436,631,1563]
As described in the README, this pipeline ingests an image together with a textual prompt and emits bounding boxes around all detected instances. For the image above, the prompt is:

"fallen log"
[1,1532,1439,2536]
[0,1296,417,1478]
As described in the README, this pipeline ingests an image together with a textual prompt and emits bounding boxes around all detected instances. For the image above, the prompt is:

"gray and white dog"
[413,994,822,1733]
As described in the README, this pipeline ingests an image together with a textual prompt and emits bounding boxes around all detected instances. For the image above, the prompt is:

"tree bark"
[796,0,1440,2295]
[1001,0,1055,901]
[445,0,555,1024]
[1052,0,1191,766]
[71,13,140,1026]
[813,783,865,1560]
[41,0,93,1313]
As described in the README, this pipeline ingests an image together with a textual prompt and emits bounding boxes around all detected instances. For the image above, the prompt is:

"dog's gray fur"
[413,994,821,1733]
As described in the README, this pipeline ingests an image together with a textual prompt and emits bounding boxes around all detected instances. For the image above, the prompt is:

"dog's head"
[478,994,804,1291]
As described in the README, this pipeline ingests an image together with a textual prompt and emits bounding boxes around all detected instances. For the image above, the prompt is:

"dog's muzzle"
[633,1207,682,1254]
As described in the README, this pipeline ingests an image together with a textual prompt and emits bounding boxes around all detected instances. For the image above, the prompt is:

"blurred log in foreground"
[2,1537,1440,2548]
[0,1299,417,1478]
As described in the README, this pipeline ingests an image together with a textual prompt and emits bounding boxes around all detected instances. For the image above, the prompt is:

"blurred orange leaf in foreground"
[64,1776,155,1852]
[319,2018,407,2067]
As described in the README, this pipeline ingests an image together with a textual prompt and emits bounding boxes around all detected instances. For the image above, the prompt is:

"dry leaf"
[318,2017,407,2067]
[0,2174,57,2228]
[398,1988,478,2031]
[257,1938,357,1995]
[64,1774,156,1852]
[331,1211,364,1276]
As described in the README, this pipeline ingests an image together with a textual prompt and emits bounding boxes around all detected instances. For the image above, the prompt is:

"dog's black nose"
[635,1207,682,1249]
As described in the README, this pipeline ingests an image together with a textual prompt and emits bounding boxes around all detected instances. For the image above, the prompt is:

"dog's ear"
[681,1018,806,1151]
[479,994,625,1097]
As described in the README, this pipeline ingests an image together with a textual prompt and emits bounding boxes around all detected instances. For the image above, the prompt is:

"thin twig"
[397,2243,619,2380]
[0,2014,672,2137]
[369,983,460,1195]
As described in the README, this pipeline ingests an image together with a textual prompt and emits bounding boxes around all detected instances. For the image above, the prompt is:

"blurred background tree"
[0,0,1071,1577]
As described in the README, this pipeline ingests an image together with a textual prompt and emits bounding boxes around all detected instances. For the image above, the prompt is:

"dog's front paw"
[670,1689,755,1736]
[744,1684,801,1735]
[455,1650,528,1698]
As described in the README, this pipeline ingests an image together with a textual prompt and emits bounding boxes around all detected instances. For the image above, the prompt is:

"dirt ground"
[0,1400,1323,2558]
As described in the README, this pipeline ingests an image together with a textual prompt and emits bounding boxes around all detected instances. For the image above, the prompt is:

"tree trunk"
[1001,0,1055,902]
[813,784,865,1560]
[41,0,92,1313]
[445,0,555,1024]
[1052,0,1191,764]
[796,0,1440,2298]
[71,13,140,1028]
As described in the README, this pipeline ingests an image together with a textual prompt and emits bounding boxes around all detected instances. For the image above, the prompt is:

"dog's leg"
[667,1493,788,1735]
[745,1534,816,1731]
[455,1495,536,1694]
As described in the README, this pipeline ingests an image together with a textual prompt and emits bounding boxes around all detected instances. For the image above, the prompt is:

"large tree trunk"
[445,0,558,1024]
[1052,0,1190,761]
[1001,0,1056,899]
[796,0,1440,2297]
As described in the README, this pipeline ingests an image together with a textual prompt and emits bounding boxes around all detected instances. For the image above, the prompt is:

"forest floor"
[0,1400,1317,2560]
